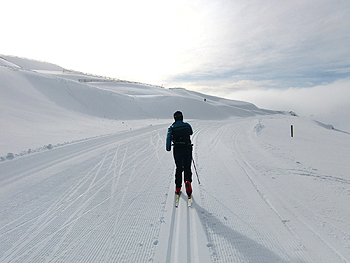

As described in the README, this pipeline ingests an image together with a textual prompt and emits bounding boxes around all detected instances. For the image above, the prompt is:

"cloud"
[2,0,350,87]
[208,78,350,132]
[167,0,350,89]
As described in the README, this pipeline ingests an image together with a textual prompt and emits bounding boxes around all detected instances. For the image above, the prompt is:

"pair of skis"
[175,192,191,207]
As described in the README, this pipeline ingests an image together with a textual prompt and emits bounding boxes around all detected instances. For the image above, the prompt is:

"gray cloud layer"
[169,0,350,89]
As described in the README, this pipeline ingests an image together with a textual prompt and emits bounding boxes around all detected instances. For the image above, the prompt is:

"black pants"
[173,146,192,188]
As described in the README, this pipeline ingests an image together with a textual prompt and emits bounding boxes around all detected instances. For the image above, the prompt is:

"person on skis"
[166,111,193,199]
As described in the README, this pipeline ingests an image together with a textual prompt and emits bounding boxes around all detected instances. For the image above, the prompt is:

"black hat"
[173,111,183,121]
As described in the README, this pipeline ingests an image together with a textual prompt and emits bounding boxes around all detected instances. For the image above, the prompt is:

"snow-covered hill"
[1,55,350,262]
[0,55,275,155]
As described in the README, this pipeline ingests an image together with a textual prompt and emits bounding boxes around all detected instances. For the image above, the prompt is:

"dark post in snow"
[291,125,294,137]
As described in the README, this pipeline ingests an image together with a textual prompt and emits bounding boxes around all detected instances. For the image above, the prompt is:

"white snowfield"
[1,55,350,262]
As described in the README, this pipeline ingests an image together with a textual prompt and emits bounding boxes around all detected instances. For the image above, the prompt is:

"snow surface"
[1,55,350,262]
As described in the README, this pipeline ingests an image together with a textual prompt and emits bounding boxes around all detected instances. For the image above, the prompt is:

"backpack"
[171,123,192,146]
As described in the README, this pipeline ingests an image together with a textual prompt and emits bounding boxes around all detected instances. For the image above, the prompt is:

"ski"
[175,193,180,207]
[188,198,192,207]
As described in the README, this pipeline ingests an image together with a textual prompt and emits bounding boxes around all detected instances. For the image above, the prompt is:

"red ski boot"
[185,180,192,198]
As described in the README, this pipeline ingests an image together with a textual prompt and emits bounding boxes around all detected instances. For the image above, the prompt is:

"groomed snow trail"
[0,124,175,262]
[1,117,350,262]
[153,170,211,263]
[191,117,349,262]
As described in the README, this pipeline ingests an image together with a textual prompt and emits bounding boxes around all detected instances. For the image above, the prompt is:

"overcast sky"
[2,0,350,130]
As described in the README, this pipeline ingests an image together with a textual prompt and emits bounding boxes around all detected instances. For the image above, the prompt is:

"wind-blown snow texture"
[1,55,350,262]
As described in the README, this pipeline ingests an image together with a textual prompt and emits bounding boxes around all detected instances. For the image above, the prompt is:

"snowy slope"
[0,55,273,155]
[1,56,350,262]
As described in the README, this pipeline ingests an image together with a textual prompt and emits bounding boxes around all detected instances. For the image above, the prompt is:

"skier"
[166,111,193,201]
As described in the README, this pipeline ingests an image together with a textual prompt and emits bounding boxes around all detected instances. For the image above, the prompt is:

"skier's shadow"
[192,200,305,263]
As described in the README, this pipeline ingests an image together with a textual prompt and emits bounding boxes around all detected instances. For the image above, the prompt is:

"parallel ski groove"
[187,202,191,263]
[2,118,349,262]
[154,163,211,263]
[0,126,173,263]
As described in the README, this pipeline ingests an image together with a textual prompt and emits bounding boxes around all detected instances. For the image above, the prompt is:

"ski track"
[192,118,349,263]
[0,125,174,262]
[1,118,349,262]
[154,183,211,263]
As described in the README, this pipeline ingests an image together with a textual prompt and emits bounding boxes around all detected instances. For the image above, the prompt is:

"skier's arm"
[166,126,172,151]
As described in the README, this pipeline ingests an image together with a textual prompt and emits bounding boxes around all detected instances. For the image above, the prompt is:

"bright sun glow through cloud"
[2,0,350,131]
